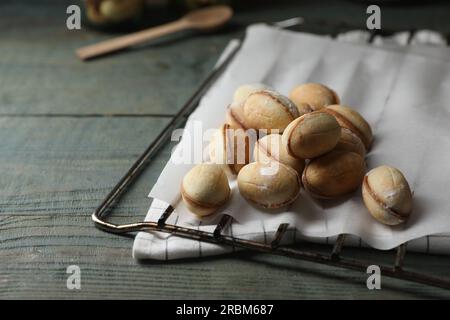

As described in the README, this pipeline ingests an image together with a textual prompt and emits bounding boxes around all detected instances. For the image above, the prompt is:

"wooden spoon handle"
[76,19,190,60]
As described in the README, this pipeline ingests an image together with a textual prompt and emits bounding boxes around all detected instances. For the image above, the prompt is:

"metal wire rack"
[92,19,450,291]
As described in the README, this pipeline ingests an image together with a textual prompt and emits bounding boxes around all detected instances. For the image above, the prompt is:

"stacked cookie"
[181,83,413,226]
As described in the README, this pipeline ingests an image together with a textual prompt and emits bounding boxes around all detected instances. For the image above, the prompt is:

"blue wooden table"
[1,0,450,299]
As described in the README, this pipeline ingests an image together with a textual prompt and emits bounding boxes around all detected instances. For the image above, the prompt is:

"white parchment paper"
[146,24,450,251]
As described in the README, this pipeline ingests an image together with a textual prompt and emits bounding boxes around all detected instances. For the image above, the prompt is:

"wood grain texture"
[1,0,450,299]
[0,1,232,116]
[2,215,450,299]
[0,117,172,216]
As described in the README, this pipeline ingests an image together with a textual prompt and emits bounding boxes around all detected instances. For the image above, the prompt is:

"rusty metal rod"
[92,214,450,290]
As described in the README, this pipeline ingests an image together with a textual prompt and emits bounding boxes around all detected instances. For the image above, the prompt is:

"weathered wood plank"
[0,1,234,116]
[0,117,172,217]
[1,215,450,299]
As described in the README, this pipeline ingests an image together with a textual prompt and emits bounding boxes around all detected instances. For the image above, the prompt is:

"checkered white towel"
[133,27,450,260]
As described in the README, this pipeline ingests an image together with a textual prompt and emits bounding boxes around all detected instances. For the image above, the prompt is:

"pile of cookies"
[181,83,413,226]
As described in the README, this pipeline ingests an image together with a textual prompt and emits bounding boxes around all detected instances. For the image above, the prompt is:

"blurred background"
[78,0,450,33]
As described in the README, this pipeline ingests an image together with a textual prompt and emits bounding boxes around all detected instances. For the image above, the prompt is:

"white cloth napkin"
[134,25,450,260]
